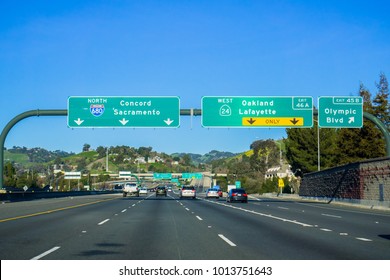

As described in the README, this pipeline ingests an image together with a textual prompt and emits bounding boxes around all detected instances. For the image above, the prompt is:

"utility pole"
[106,147,109,172]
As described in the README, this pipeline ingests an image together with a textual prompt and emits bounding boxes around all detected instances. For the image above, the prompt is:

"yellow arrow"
[242,117,304,126]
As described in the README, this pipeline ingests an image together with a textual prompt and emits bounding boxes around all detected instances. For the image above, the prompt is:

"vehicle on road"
[226,188,248,203]
[113,184,123,192]
[156,186,167,197]
[205,188,219,199]
[123,182,139,197]
[180,186,196,199]
[139,187,148,195]
[213,185,223,197]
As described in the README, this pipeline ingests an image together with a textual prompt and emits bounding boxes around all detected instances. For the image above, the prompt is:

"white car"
[180,186,196,199]
[205,188,219,199]
[139,187,148,195]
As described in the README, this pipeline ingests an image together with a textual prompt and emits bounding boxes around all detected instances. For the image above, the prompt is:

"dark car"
[156,186,167,197]
[226,188,248,203]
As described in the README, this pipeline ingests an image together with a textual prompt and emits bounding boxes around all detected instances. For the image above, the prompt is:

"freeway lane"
[0,193,389,259]
[195,196,390,259]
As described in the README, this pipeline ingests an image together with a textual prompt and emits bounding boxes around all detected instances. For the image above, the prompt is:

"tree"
[286,127,318,173]
[77,157,87,170]
[373,72,390,129]
[54,156,63,166]
[249,139,279,173]
[182,154,192,166]
[96,146,106,158]
[285,116,337,173]
[82,144,91,152]
[4,162,17,187]
[334,82,386,165]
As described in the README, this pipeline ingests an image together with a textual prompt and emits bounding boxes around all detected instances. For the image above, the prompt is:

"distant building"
[135,157,146,164]
[148,156,165,163]
[265,164,294,180]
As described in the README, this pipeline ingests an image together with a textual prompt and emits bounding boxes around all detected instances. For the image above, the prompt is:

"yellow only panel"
[242,117,304,126]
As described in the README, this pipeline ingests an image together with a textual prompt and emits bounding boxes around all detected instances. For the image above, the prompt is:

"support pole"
[0,110,67,187]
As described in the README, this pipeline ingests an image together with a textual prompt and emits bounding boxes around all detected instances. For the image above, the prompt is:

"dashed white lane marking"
[31,246,61,260]
[278,206,289,210]
[185,208,190,211]
[121,209,127,213]
[356,237,373,242]
[320,228,332,232]
[322,213,342,219]
[218,234,237,247]
[196,216,203,221]
[98,219,110,225]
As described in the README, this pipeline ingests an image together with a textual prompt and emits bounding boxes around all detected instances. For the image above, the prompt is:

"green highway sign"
[182,173,203,179]
[318,97,363,128]
[201,96,313,128]
[67,96,180,128]
[153,173,172,180]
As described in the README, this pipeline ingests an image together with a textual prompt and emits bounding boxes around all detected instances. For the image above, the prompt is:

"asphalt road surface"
[0,192,389,260]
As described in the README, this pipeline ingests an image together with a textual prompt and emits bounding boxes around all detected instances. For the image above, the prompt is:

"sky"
[1,0,389,155]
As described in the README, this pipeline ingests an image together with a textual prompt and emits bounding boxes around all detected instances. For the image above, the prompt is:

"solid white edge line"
[98,219,110,225]
[31,246,61,260]
[218,234,237,247]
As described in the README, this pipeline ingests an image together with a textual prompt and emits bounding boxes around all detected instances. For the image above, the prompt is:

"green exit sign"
[68,96,180,128]
[153,173,172,180]
[201,96,313,128]
[182,173,203,179]
[318,97,363,128]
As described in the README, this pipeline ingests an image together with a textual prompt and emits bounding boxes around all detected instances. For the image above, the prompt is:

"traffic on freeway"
[0,185,389,260]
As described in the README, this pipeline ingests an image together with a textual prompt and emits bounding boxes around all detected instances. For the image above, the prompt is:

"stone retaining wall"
[299,157,390,202]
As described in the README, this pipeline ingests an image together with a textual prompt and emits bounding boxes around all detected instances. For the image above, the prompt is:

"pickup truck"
[123,182,139,197]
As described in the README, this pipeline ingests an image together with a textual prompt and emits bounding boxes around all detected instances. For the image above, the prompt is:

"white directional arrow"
[119,118,129,126]
[74,118,84,126]
[348,117,355,124]
[164,118,174,126]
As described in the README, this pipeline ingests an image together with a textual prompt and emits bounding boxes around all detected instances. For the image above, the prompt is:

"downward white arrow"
[119,118,129,125]
[74,118,84,126]
[164,118,174,126]
[348,117,355,124]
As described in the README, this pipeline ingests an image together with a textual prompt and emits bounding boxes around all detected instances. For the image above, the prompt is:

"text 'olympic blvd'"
[67,96,363,129]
